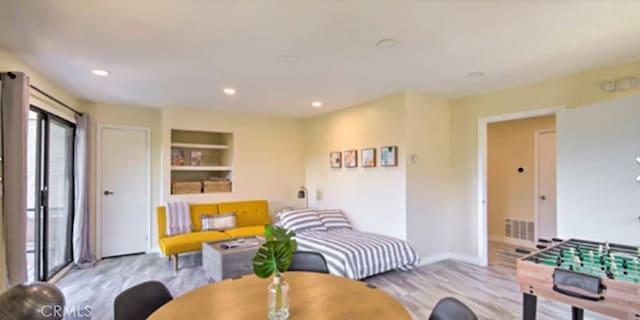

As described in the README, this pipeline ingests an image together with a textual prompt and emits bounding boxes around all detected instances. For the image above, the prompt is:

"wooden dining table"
[148,271,411,320]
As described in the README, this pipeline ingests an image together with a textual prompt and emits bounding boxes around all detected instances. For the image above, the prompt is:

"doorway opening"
[27,107,76,281]
[477,106,564,266]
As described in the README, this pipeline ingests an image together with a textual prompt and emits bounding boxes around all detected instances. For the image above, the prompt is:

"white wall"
[304,93,407,240]
[557,94,640,244]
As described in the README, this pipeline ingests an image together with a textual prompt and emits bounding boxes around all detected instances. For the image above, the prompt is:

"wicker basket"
[172,181,202,194]
[203,180,231,193]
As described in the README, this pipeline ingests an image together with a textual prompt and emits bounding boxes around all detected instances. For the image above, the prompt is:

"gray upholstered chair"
[288,251,329,274]
[114,281,173,320]
[429,297,478,320]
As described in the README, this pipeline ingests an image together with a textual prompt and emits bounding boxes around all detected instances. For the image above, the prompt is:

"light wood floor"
[56,242,614,320]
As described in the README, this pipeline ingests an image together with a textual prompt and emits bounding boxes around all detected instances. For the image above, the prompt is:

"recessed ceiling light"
[311,101,323,108]
[376,38,397,48]
[467,71,485,78]
[223,88,237,95]
[277,55,300,63]
[91,69,110,76]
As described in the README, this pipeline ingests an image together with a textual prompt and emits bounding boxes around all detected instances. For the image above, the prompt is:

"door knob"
[103,190,114,196]
[540,195,546,201]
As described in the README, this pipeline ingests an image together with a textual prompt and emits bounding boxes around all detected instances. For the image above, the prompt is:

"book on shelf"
[171,149,184,166]
[190,151,202,166]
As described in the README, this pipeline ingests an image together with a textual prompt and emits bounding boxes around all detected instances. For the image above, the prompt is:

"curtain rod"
[4,71,82,116]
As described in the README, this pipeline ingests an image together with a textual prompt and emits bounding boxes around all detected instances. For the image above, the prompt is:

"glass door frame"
[30,105,76,281]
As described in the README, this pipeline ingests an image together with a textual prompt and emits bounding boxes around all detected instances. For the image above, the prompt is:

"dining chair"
[114,281,173,320]
[429,297,478,320]
[288,251,329,274]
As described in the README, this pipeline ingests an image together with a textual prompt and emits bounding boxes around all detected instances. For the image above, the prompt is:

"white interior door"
[536,130,557,240]
[100,126,149,257]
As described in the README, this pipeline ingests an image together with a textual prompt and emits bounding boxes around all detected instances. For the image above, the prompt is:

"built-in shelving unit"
[170,129,233,194]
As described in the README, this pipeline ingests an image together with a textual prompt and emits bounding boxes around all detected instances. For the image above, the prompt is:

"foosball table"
[517,238,640,320]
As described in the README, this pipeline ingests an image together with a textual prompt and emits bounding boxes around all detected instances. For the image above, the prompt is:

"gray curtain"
[73,113,95,266]
[0,72,29,286]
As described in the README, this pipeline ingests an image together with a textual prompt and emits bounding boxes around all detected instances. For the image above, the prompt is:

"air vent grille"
[505,218,534,242]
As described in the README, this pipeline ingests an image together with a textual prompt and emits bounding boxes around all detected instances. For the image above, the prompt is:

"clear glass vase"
[267,274,289,320]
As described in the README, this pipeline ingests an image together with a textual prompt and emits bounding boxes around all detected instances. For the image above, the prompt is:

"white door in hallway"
[536,130,556,241]
[99,126,149,258]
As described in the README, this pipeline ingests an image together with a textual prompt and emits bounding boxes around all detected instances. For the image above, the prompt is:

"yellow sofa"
[157,200,270,270]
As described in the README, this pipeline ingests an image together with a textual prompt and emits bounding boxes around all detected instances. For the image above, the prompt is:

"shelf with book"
[170,129,233,194]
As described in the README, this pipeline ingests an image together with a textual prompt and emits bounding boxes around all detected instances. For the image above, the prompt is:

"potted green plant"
[252,225,297,320]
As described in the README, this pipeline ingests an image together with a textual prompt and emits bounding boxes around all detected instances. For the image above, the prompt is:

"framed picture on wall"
[361,148,376,168]
[344,150,358,168]
[381,146,398,167]
[330,151,342,168]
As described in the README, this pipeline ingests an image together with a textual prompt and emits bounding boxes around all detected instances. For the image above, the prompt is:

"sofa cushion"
[159,231,230,255]
[189,204,220,231]
[218,200,270,227]
[157,204,220,238]
[223,225,266,238]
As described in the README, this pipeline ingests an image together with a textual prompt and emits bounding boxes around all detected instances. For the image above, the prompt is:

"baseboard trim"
[418,253,451,266]
[418,252,485,267]
[449,253,485,266]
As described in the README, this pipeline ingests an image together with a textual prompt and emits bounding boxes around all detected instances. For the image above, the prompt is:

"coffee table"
[202,236,265,282]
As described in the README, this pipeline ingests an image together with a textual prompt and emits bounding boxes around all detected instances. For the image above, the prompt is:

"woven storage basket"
[203,180,231,193]
[172,181,202,194]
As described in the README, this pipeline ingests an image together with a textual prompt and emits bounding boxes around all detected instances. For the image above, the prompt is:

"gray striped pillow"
[318,210,351,230]
[280,209,327,232]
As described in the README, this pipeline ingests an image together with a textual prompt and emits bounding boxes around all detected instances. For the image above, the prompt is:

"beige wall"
[487,115,555,240]
[81,102,162,255]
[304,91,452,258]
[304,93,408,240]
[449,60,640,257]
[161,107,305,235]
[405,92,451,257]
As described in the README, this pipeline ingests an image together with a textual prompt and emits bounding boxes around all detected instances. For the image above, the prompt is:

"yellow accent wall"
[449,60,640,256]
[487,115,555,241]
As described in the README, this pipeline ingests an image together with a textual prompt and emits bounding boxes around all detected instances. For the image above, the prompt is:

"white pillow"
[279,209,327,232]
[201,212,236,231]
[318,210,352,230]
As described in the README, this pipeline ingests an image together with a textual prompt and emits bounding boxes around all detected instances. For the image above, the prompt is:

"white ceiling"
[1,1,640,118]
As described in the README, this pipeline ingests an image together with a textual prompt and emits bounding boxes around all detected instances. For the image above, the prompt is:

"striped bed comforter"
[295,229,420,280]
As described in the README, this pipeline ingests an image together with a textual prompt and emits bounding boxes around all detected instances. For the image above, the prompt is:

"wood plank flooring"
[55,243,615,320]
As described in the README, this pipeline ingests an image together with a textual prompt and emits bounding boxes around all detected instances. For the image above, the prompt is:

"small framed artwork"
[330,151,342,168]
[381,146,398,167]
[344,150,358,168]
[190,151,203,166]
[361,148,376,168]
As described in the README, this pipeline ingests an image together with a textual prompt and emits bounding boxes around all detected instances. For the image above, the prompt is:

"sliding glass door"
[27,107,75,281]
